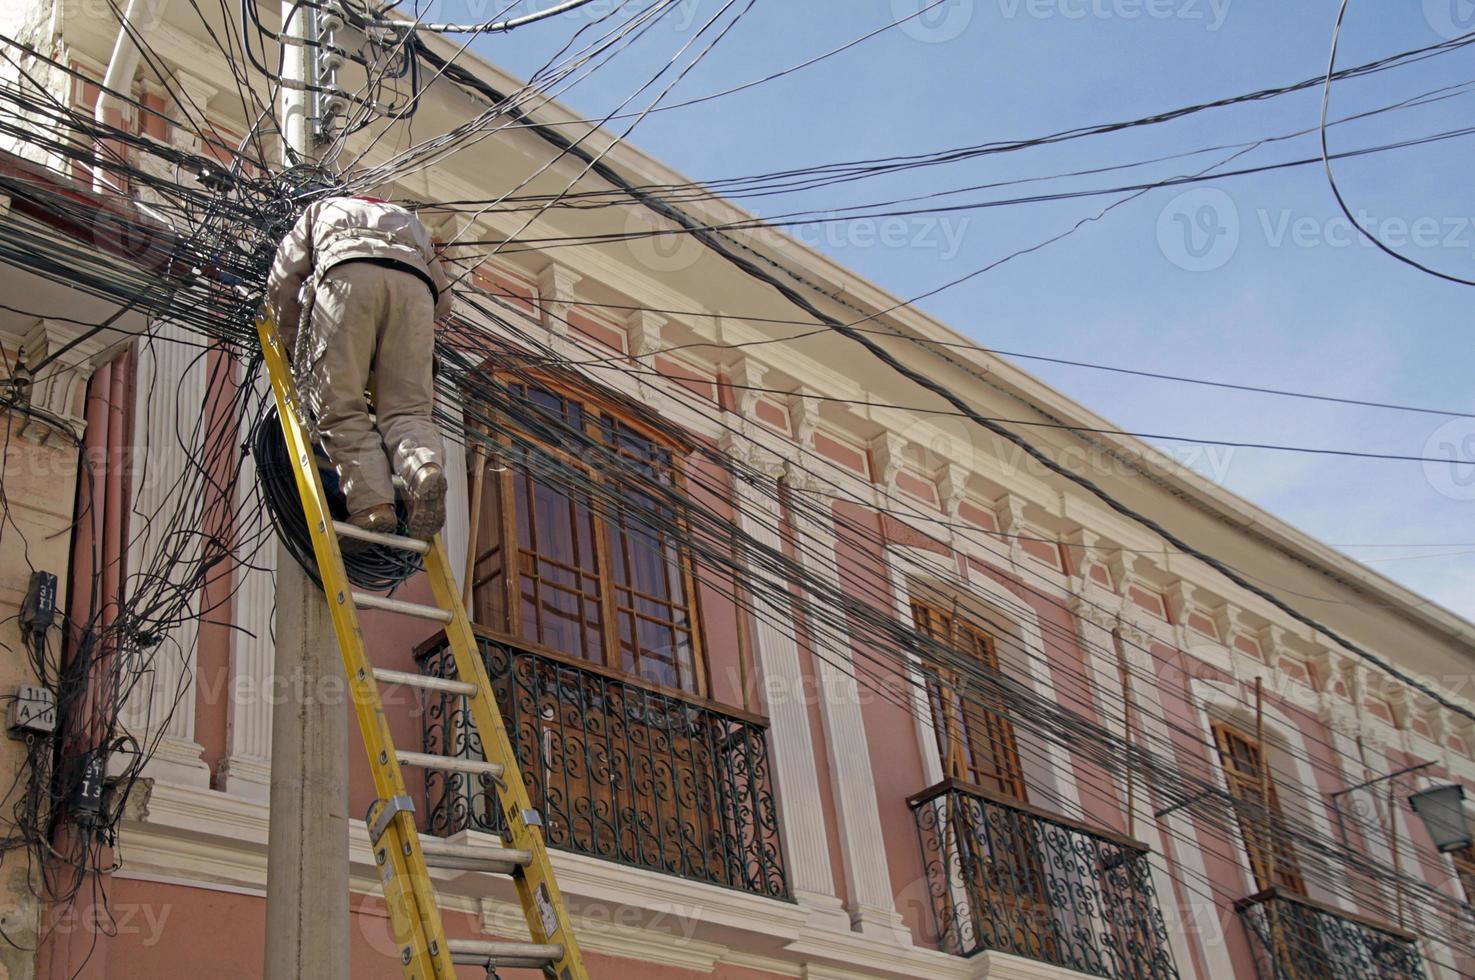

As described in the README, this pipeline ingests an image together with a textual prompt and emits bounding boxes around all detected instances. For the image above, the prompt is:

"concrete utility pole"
[264,3,350,977]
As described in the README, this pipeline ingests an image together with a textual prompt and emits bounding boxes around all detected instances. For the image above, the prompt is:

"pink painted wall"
[76,879,790,979]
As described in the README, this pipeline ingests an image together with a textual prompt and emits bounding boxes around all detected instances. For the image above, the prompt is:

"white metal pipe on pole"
[264,3,350,977]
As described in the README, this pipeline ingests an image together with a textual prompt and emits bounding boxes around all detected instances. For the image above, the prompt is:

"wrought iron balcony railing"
[416,629,788,900]
[909,779,1178,980]
[1236,887,1426,980]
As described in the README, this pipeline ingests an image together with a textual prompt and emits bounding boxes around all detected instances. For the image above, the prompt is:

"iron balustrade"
[909,779,1178,980]
[1235,887,1426,980]
[416,629,788,899]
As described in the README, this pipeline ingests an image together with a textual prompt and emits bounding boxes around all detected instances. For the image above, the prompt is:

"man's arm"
[428,249,453,321]
[265,205,315,347]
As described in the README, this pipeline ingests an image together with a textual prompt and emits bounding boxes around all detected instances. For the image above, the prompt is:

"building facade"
[4,2,1475,978]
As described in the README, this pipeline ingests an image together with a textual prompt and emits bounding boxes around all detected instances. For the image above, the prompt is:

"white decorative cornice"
[992,492,1029,567]
[5,318,112,444]
[720,355,767,417]
[1162,580,1193,625]
[537,261,582,336]
[1104,549,1131,596]
[992,492,1024,534]
[869,431,903,487]
[1059,525,1105,579]
[624,308,667,358]
[1254,623,1288,665]
[788,391,820,445]
[935,461,969,518]
[1212,604,1260,653]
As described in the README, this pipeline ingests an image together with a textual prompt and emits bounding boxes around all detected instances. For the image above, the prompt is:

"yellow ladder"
[256,311,588,980]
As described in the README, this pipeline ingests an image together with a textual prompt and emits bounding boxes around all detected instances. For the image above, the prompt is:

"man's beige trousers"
[298,262,443,514]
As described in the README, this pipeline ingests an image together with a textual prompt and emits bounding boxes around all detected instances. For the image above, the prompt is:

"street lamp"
[1409,784,1472,852]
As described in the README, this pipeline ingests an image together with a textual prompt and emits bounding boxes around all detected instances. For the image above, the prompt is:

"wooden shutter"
[1212,722,1308,895]
[912,599,1028,801]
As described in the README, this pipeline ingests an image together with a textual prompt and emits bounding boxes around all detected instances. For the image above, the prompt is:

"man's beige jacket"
[266,196,453,343]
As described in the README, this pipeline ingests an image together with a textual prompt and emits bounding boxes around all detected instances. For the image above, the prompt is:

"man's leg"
[305,264,396,521]
[374,269,445,538]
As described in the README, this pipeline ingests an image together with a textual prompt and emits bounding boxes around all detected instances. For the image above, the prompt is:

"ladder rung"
[352,592,453,623]
[397,751,503,778]
[447,940,564,969]
[371,667,477,697]
[331,520,431,554]
[419,838,531,874]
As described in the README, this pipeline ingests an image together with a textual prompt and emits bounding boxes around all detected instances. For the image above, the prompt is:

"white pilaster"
[723,435,849,931]
[1084,605,1225,980]
[784,462,907,942]
[122,320,210,786]
[221,370,275,800]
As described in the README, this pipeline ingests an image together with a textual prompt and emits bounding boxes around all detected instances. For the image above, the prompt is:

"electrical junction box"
[9,684,56,736]
[20,571,57,636]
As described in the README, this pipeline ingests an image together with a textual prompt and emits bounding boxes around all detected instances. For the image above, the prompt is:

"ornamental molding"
[623,308,668,358]
[782,458,829,495]
[720,355,768,418]
[1,318,116,444]
[719,429,787,482]
[788,391,821,445]
[536,261,582,334]
[935,461,969,518]
[868,431,904,488]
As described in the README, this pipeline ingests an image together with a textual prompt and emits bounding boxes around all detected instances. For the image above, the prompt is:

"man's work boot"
[344,502,397,551]
[405,463,447,541]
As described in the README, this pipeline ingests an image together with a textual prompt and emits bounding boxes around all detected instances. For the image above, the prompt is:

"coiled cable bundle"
[251,404,421,592]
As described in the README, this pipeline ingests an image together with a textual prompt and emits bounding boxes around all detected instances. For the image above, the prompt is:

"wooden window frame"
[469,371,710,698]
[1450,844,1475,907]
[911,598,1028,802]
[1211,721,1309,896]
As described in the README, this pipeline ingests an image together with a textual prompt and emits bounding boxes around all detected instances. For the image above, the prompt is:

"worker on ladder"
[266,186,453,541]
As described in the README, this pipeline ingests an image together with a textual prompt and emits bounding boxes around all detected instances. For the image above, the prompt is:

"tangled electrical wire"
[250,402,422,591]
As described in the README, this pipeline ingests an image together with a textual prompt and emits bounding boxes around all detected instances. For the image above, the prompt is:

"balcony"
[909,779,1178,980]
[415,629,788,900]
[1235,887,1425,980]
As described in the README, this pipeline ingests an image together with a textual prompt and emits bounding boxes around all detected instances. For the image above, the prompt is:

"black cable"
[1320,0,1475,287]
[250,402,421,591]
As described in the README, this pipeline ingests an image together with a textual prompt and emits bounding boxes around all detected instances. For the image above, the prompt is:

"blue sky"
[436,0,1475,618]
